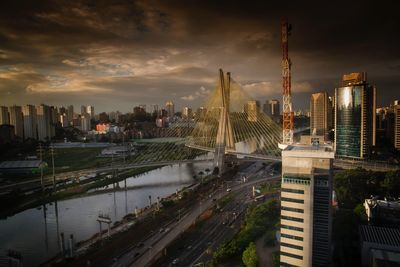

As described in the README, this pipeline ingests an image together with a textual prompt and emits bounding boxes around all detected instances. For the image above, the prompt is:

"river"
[0,160,213,267]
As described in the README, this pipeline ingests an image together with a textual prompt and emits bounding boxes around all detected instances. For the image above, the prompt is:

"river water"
[0,160,213,267]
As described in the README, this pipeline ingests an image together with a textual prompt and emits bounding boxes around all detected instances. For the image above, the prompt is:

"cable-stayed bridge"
[114,69,283,174]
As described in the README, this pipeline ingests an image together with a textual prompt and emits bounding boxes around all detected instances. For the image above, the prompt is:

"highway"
[156,168,280,267]
[107,162,279,267]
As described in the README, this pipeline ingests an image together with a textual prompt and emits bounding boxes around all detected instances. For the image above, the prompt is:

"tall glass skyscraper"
[334,73,376,159]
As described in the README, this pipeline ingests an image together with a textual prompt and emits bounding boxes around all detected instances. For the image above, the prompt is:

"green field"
[43,147,112,174]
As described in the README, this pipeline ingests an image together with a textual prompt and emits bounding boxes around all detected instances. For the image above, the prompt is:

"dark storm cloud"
[0,0,399,112]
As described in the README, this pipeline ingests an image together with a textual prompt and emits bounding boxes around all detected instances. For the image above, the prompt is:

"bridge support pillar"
[214,69,235,174]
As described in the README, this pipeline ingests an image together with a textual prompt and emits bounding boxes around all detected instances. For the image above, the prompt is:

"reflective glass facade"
[335,86,362,157]
[335,84,375,158]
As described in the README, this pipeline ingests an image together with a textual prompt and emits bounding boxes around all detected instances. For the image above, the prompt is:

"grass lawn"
[43,147,111,173]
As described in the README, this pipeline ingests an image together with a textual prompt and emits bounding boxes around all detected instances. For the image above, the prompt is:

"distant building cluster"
[0,104,95,142]
[308,72,399,159]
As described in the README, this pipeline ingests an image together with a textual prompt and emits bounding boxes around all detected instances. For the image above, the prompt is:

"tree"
[353,203,367,222]
[242,242,258,267]
[212,166,219,175]
[382,170,400,197]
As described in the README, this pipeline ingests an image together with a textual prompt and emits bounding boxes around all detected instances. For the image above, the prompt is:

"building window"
[282,206,304,213]
[281,251,303,260]
[281,224,303,232]
[281,197,304,204]
[281,242,303,250]
[281,233,303,241]
[282,215,304,223]
[282,188,304,194]
[280,262,301,267]
[282,175,311,185]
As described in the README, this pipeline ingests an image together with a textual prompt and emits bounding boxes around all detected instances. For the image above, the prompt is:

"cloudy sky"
[0,0,399,113]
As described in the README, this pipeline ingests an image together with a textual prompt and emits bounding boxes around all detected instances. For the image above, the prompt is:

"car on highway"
[226,188,231,192]
[172,258,179,265]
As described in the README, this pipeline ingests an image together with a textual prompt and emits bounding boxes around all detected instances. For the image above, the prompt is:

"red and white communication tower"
[281,17,294,145]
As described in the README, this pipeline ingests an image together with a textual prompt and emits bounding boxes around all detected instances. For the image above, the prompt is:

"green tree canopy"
[242,242,259,267]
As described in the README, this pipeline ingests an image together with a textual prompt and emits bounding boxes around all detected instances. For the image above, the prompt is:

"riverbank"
[42,175,219,267]
[0,166,161,218]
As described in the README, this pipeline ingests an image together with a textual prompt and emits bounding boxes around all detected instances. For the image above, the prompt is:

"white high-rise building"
[22,104,37,139]
[280,144,334,267]
[60,114,68,127]
[86,105,95,119]
[36,104,52,141]
[8,105,24,138]
[246,100,260,122]
[310,92,330,137]
[165,101,175,117]
[182,107,192,119]
[81,114,91,132]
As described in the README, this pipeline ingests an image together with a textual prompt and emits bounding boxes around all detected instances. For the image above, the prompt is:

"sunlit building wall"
[246,100,260,122]
[310,92,330,138]
[182,107,192,118]
[86,105,95,119]
[36,104,52,141]
[280,144,334,267]
[165,101,175,117]
[22,104,37,139]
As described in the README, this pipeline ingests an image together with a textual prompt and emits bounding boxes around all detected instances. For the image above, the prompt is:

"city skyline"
[1,1,399,112]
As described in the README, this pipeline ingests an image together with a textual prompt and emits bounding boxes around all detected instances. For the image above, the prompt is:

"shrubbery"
[213,199,279,264]
[334,168,400,208]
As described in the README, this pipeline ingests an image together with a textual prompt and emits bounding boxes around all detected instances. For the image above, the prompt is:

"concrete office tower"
[165,101,175,117]
[67,105,74,125]
[395,105,400,150]
[310,92,331,138]
[22,104,37,139]
[81,114,91,132]
[36,104,52,141]
[280,144,334,267]
[246,100,260,122]
[0,106,9,125]
[334,72,376,159]
[8,105,24,137]
[263,99,280,119]
[81,105,87,115]
[60,114,68,127]
[182,107,192,119]
[86,105,95,119]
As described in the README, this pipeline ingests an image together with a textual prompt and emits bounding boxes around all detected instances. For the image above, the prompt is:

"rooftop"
[360,225,400,248]
[282,144,335,159]
[0,160,45,169]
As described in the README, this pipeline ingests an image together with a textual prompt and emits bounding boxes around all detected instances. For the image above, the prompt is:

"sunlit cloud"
[181,86,210,101]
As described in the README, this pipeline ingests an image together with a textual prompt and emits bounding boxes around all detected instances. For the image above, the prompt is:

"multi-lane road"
[108,162,279,267]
